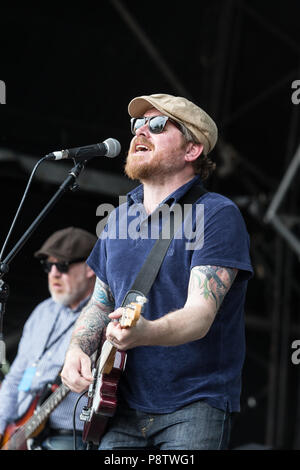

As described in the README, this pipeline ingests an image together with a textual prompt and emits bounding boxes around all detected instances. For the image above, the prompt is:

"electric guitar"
[80,296,147,446]
[1,382,70,450]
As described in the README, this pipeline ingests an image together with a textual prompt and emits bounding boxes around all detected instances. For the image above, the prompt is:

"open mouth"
[135,144,151,153]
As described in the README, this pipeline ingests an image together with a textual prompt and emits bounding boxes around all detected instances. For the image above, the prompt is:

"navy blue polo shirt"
[87,175,253,413]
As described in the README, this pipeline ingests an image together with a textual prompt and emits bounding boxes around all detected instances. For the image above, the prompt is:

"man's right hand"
[60,346,94,393]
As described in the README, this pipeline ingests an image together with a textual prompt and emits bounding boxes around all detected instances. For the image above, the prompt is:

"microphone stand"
[0,160,86,365]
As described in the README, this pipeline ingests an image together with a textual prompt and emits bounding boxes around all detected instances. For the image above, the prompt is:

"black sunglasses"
[40,258,86,274]
[130,115,184,136]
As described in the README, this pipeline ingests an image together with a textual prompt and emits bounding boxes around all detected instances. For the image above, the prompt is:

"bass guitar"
[80,295,147,446]
[1,382,69,450]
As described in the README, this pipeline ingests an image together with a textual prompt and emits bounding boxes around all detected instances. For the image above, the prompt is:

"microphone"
[45,138,121,162]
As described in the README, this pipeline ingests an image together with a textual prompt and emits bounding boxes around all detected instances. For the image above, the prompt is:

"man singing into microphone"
[61,93,253,450]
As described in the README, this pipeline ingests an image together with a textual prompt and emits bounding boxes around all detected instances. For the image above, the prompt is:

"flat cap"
[34,226,97,262]
[128,93,218,155]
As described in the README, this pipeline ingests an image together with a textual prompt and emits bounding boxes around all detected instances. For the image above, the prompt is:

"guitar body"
[80,296,147,446]
[81,350,127,445]
[1,396,44,450]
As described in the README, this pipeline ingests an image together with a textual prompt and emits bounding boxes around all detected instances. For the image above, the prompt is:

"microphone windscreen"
[104,138,121,158]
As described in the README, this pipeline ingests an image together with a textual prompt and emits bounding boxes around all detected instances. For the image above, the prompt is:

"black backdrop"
[1,0,300,450]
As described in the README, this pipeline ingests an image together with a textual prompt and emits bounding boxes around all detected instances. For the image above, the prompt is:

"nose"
[48,264,62,277]
[135,121,150,137]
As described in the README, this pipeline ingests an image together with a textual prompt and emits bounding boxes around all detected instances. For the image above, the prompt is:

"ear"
[184,142,204,162]
[85,265,96,279]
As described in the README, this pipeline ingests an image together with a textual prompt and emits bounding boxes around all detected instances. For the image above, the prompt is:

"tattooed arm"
[69,278,114,355]
[60,278,114,392]
[187,266,237,313]
[106,265,237,349]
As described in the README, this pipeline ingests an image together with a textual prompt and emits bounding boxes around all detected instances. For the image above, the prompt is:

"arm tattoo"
[93,278,115,308]
[188,265,237,311]
[69,279,114,356]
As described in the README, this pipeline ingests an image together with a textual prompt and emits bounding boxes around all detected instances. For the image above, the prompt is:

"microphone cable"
[0,156,49,261]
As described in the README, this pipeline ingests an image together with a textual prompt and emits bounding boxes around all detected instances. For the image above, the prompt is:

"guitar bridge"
[80,406,91,422]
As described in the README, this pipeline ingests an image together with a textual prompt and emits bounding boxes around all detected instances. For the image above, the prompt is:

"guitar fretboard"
[25,384,70,438]
[97,340,115,376]
[6,384,70,450]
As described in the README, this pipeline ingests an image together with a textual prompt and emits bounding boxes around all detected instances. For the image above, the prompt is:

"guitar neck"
[24,383,70,439]
[95,299,146,376]
[3,382,70,450]
[97,340,116,375]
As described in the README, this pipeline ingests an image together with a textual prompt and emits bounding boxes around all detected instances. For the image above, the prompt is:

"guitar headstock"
[119,295,147,328]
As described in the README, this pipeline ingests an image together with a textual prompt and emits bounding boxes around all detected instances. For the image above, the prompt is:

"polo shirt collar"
[127,175,202,208]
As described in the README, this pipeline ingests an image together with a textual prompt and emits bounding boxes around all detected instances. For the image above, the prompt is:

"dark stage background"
[1,0,300,450]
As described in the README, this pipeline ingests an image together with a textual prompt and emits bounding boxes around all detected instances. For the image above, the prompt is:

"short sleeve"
[191,203,253,281]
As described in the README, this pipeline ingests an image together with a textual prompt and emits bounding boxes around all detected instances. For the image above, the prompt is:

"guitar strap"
[121,183,208,307]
